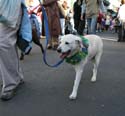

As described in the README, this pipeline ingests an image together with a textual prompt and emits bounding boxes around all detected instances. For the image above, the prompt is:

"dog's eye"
[65,42,69,45]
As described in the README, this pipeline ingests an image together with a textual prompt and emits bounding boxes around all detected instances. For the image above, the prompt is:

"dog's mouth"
[60,50,71,59]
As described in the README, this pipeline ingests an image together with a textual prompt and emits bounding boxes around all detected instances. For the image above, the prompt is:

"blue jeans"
[87,16,97,34]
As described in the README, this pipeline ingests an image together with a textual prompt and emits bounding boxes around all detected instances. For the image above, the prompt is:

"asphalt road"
[0,32,125,116]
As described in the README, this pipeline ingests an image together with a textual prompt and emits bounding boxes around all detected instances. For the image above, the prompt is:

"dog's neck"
[65,49,88,65]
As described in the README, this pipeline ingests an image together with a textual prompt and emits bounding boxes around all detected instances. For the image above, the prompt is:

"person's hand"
[80,15,83,20]
[37,6,42,13]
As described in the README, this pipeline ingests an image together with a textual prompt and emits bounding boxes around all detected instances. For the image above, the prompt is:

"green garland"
[80,35,89,47]
[65,51,88,65]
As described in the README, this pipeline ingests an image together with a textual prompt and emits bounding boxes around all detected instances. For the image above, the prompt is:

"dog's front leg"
[69,63,85,100]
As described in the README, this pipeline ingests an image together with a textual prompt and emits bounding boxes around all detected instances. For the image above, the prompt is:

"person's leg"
[74,19,79,32]
[52,36,58,50]
[91,16,97,34]
[0,45,24,91]
[47,38,53,49]
[99,23,102,32]
[60,18,65,35]
[47,18,52,49]
[0,9,24,101]
[70,18,75,31]
[87,18,92,34]
[0,22,24,100]
[78,20,85,35]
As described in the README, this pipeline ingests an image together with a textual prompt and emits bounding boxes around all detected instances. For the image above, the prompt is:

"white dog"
[57,34,103,100]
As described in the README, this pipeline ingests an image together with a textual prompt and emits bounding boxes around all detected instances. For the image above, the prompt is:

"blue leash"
[38,0,64,67]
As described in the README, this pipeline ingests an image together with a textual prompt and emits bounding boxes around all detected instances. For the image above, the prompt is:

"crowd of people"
[0,0,125,101]
[30,0,120,37]
[39,0,106,49]
[97,12,118,33]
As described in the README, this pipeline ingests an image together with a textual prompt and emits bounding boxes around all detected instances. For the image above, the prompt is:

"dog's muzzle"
[57,48,71,59]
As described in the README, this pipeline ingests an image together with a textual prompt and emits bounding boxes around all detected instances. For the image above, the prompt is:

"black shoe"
[0,90,15,101]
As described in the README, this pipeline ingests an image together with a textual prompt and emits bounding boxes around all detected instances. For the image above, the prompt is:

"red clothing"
[97,12,103,24]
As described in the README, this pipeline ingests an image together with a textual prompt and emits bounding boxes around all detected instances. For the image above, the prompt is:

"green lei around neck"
[65,51,88,65]
[65,36,89,65]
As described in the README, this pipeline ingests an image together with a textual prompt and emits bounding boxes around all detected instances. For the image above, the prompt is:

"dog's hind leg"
[91,51,102,82]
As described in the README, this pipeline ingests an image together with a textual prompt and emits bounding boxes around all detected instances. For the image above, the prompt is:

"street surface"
[0,32,125,116]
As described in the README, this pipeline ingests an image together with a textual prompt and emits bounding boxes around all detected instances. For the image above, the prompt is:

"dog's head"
[57,34,83,59]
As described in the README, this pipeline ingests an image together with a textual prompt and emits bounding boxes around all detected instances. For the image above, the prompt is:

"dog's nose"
[57,48,61,53]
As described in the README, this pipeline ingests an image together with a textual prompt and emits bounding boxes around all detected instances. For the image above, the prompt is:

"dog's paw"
[69,94,77,100]
[91,77,96,82]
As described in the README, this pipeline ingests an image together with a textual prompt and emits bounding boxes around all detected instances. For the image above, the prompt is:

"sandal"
[47,44,52,49]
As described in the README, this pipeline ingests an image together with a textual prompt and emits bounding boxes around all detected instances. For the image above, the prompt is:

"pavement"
[0,32,125,116]
[97,31,118,41]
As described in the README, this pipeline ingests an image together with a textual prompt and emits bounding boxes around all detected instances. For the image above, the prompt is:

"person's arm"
[81,1,86,20]
[57,1,67,18]
[98,0,107,19]
[98,0,107,13]
[81,4,86,14]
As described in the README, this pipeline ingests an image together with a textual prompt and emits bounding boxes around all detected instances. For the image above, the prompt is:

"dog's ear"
[75,40,83,48]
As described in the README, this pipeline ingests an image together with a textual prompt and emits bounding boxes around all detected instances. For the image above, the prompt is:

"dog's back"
[84,34,103,59]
